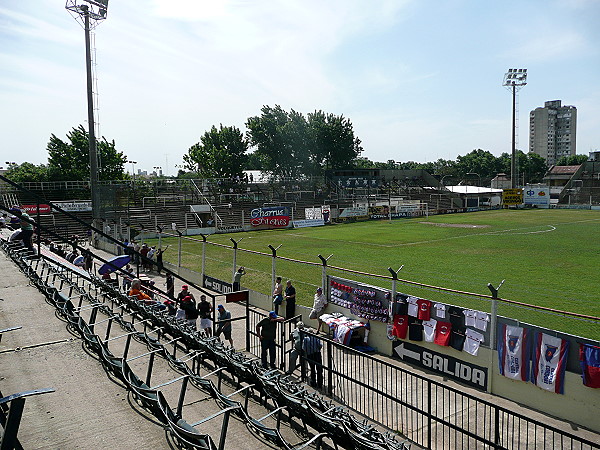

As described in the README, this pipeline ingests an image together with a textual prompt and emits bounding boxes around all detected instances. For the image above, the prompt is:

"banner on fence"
[393,341,488,390]
[531,332,569,394]
[304,207,323,220]
[22,204,51,214]
[498,324,530,381]
[502,189,524,206]
[293,219,325,228]
[579,343,600,388]
[524,188,550,207]
[203,275,233,294]
[250,206,290,227]
[52,201,92,212]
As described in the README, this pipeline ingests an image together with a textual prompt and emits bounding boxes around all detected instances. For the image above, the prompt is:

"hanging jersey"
[407,297,418,317]
[464,329,484,356]
[416,299,431,321]
[531,332,569,394]
[392,315,409,339]
[450,327,466,351]
[434,303,446,319]
[448,306,464,328]
[475,311,489,331]
[498,324,529,381]
[408,319,423,341]
[579,343,600,388]
[463,309,476,327]
[434,321,452,346]
[422,319,437,343]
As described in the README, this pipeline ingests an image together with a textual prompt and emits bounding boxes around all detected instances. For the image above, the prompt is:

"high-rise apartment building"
[529,100,577,165]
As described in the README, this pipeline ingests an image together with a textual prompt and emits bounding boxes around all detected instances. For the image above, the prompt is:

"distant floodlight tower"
[503,68,527,189]
[65,0,109,225]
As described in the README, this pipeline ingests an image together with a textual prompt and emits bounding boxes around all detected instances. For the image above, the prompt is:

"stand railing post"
[268,244,282,296]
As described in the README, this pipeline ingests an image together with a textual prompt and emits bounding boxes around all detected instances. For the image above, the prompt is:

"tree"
[455,149,503,182]
[246,105,306,178]
[246,105,363,178]
[46,125,127,181]
[307,110,363,173]
[556,154,589,166]
[183,124,247,179]
[4,162,49,183]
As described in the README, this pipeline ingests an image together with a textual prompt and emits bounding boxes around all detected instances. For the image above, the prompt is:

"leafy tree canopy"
[555,154,589,166]
[47,125,127,181]
[246,105,362,178]
[4,162,49,183]
[183,124,247,179]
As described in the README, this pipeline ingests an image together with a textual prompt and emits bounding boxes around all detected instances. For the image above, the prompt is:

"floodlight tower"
[65,0,109,225]
[503,68,527,189]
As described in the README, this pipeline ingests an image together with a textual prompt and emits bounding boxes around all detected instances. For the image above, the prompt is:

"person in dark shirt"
[215,304,234,347]
[256,311,284,369]
[303,333,323,389]
[284,280,296,320]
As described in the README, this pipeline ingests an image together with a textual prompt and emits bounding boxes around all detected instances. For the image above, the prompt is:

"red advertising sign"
[250,207,290,228]
[22,204,51,214]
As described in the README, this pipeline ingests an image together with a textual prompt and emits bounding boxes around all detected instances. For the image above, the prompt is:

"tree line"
[4,106,589,185]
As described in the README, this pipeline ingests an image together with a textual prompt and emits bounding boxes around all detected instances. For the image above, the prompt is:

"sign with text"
[293,219,325,228]
[203,275,233,294]
[250,206,290,227]
[339,206,368,218]
[524,187,550,206]
[52,201,92,212]
[392,341,488,390]
[502,189,524,206]
[22,204,51,214]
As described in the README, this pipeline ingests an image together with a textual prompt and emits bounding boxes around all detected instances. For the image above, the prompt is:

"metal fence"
[244,328,600,450]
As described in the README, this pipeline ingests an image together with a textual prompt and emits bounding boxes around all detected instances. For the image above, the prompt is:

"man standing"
[284,280,296,320]
[256,311,284,369]
[272,276,283,315]
[198,295,213,337]
[286,322,306,375]
[10,207,34,252]
[215,304,234,347]
[310,287,328,333]
[302,332,323,389]
[233,266,245,291]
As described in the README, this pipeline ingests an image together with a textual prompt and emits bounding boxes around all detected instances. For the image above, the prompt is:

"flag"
[497,324,529,381]
[531,333,569,394]
[579,343,600,388]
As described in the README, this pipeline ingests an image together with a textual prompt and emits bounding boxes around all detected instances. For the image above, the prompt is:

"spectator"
[140,243,150,271]
[133,241,141,265]
[256,311,284,369]
[155,245,169,274]
[284,280,296,320]
[198,295,213,337]
[177,285,194,304]
[0,213,7,228]
[10,207,34,252]
[272,276,283,315]
[303,332,323,389]
[215,304,234,347]
[129,278,153,304]
[233,266,245,291]
[180,295,198,329]
[286,322,306,375]
[122,264,134,291]
[84,252,93,272]
[165,273,175,299]
[309,287,328,333]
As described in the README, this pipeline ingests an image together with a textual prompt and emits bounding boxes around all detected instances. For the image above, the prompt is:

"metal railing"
[286,331,600,450]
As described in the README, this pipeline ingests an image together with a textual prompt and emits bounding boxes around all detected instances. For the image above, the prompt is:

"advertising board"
[250,206,290,227]
[523,187,550,206]
[502,189,524,206]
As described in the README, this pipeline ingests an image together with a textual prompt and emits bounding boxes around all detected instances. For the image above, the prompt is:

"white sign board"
[52,201,92,212]
[524,188,550,206]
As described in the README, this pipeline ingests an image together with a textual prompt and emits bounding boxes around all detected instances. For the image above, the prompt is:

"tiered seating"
[1,239,412,449]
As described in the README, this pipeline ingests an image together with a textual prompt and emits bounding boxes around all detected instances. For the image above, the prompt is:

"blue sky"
[1,0,599,175]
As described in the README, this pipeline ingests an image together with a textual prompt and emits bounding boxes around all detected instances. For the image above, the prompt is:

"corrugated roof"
[548,165,581,175]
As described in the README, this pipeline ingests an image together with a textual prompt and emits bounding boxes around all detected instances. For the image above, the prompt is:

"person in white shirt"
[310,287,328,333]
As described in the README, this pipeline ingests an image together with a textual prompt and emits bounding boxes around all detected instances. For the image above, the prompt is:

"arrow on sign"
[394,343,421,362]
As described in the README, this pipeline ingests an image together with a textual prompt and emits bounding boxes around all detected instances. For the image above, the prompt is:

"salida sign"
[250,207,290,227]
[393,341,488,390]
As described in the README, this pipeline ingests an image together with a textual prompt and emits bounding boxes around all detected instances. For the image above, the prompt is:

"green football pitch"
[154,209,600,339]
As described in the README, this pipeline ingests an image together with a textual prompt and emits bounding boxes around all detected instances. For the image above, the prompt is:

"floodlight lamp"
[503,68,527,87]
[65,0,109,23]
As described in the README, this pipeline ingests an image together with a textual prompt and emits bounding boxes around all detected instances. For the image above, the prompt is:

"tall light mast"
[66,0,109,224]
[503,68,528,189]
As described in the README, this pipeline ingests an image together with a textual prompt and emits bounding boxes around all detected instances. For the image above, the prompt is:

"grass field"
[152,209,600,339]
